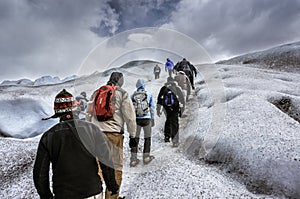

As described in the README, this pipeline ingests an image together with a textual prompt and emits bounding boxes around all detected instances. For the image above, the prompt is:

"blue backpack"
[163,88,179,110]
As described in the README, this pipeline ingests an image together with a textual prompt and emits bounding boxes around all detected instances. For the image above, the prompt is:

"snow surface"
[1,61,300,198]
[217,41,300,73]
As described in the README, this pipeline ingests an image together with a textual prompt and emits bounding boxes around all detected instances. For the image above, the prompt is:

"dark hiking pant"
[130,119,152,161]
[167,69,173,77]
[164,110,179,144]
[154,73,160,79]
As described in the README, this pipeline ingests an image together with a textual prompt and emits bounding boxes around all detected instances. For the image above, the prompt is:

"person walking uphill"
[89,72,137,199]
[157,77,185,147]
[165,58,174,77]
[174,71,192,102]
[153,64,161,79]
[174,58,197,89]
[130,79,155,167]
[34,89,119,199]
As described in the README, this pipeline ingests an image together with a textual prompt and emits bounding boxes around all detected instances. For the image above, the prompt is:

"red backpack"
[92,85,118,121]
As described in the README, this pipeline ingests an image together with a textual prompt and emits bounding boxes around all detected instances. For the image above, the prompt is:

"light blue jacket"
[131,80,155,120]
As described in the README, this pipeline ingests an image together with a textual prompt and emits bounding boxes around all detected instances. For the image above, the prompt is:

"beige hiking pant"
[103,133,124,199]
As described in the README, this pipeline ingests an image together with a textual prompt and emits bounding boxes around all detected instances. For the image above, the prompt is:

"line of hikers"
[34,58,197,199]
[154,57,197,90]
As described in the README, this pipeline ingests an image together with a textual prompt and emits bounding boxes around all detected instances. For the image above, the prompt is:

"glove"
[151,119,155,127]
[157,111,161,117]
[156,108,161,117]
[129,137,138,148]
[110,187,119,196]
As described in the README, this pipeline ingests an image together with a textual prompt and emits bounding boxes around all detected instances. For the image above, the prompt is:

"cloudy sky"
[1,0,300,82]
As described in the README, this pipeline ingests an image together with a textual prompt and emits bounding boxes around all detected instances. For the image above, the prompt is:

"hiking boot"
[143,155,155,165]
[164,137,170,142]
[129,159,140,167]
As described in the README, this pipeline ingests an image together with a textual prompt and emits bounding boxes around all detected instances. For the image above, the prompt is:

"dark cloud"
[90,0,181,36]
[1,0,300,81]
[167,0,300,60]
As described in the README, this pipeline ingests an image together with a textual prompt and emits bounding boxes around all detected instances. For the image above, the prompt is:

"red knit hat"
[54,89,74,115]
[42,89,74,120]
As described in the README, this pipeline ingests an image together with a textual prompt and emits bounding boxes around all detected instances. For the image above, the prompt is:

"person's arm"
[190,64,197,77]
[156,87,166,116]
[33,136,53,199]
[176,86,185,112]
[149,93,155,120]
[156,86,166,106]
[121,92,137,138]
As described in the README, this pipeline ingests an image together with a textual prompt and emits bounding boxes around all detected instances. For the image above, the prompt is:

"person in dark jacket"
[174,58,197,89]
[156,77,185,147]
[34,89,119,199]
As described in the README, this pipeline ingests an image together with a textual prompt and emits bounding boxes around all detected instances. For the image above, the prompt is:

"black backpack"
[163,88,179,110]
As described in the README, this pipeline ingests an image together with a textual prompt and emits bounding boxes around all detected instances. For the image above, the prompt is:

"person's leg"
[104,133,124,199]
[164,113,171,142]
[170,113,179,145]
[143,123,152,158]
[130,125,141,162]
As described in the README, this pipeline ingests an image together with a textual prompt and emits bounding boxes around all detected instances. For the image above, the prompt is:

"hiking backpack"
[132,91,149,117]
[163,88,179,110]
[182,62,191,74]
[93,85,118,121]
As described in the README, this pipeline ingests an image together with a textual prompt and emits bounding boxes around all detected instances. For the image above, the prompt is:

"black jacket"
[174,60,197,77]
[157,81,185,113]
[33,119,118,199]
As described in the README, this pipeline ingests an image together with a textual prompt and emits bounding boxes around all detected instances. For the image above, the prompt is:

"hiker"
[80,91,89,103]
[156,77,185,147]
[73,95,87,119]
[165,58,174,77]
[130,79,155,167]
[34,89,119,199]
[174,71,192,102]
[153,64,161,79]
[89,72,137,199]
[174,58,197,89]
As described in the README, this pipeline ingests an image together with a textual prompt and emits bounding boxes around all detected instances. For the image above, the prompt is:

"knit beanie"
[54,89,74,115]
[42,89,74,120]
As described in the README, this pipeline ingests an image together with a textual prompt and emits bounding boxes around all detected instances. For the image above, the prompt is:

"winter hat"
[136,79,145,89]
[53,89,74,116]
[107,72,124,87]
[80,91,87,98]
[42,89,74,120]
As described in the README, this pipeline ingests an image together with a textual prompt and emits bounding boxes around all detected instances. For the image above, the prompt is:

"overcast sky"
[1,0,300,82]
